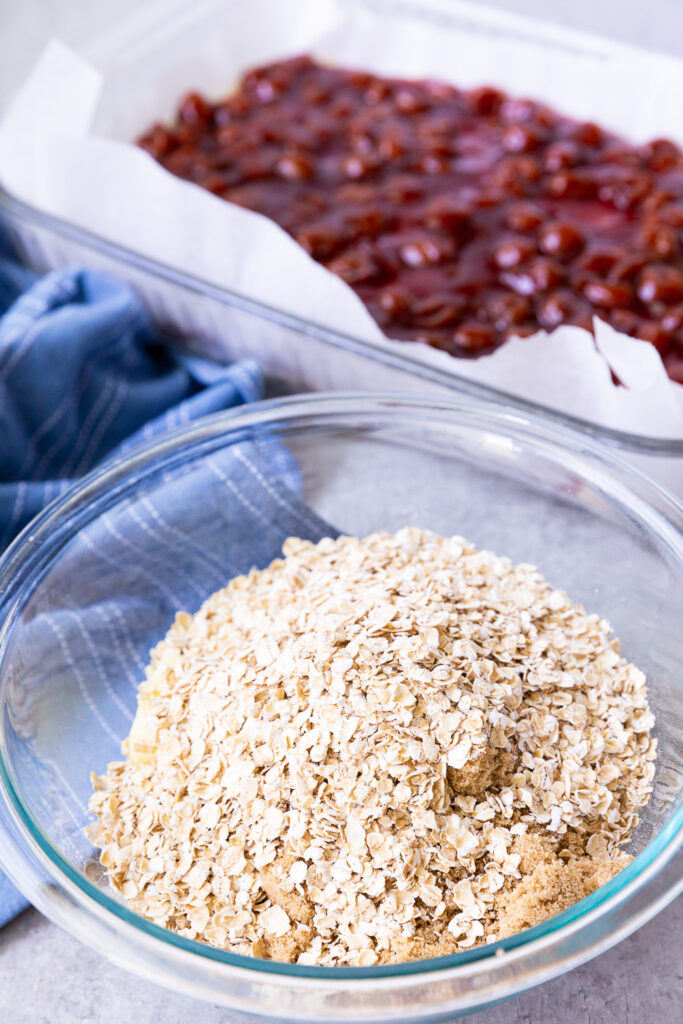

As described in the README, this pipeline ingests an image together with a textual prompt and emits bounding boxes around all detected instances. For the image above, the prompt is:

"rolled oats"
[88,529,656,965]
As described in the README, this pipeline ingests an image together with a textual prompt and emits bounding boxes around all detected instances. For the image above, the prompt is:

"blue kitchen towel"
[0,251,265,548]
[0,244,332,927]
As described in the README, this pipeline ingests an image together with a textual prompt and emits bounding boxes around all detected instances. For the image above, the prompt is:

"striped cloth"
[0,241,332,926]
[0,243,264,547]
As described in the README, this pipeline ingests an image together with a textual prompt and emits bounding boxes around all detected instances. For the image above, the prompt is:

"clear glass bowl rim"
[0,392,681,992]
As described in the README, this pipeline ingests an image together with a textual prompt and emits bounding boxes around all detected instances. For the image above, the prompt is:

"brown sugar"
[497,834,629,938]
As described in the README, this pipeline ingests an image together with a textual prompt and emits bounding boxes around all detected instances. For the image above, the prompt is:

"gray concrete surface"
[0,2,682,1022]
[0,899,681,1023]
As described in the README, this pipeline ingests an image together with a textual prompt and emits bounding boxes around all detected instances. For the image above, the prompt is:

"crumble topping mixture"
[88,529,656,965]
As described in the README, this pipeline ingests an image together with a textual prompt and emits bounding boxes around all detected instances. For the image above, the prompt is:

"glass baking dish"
[1,0,683,471]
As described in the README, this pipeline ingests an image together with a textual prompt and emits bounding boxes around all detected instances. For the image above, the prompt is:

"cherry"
[640,222,678,259]
[505,202,544,233]
[528,258,565,292]
[398,237,452,267]
[661,304,683,332]
[328,249,388,285]
[424,197,471,233]
[543,141,581,172]
[453,323,496,351]
[466,86,504,116]
[295,222,346,260]
[577,249,620,275]
[539,222,585,259]
[341,155,374,180]
[582,279,633,309]
[501,124,543,154]
[489,156,540,196]
[275,154,313,180]
[138,123,177,159]
[637,265,683,304]
[609,252,650,282]
[488,292,531,329]
[570,121,603,147]
[598,171,652,211]
[537,290,575,329]
[177,92,213,125]
[413,295,466,328]
[493,237,536,269]
[378,287,412,319]
[640,138,681,172]
[546,170,596,200]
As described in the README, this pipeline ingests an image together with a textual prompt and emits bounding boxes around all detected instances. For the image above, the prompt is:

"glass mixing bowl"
[0,393,681,1022]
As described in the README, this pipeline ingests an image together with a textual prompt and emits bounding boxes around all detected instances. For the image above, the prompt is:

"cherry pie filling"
[139,56,683,383]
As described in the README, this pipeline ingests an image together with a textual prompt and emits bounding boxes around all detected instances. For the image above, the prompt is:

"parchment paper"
[2,0,683,439]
